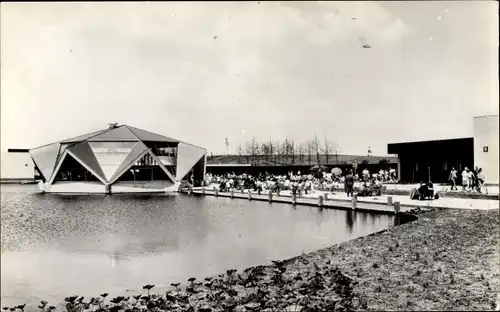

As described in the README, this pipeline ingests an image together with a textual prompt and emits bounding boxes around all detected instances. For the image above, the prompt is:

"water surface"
[1,184,394,306]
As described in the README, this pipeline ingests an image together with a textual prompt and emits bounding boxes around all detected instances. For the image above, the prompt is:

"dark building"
[387,138,474,183]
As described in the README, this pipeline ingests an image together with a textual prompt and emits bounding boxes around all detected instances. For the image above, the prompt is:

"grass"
[3,207,498,311]
[313,207,500,311]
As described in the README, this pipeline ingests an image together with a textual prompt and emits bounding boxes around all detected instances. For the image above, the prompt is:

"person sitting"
[426,181,434,199]
[410,181,432,200]
[417,181,429,199]
[357,181,367,196]
[219,181,227,192]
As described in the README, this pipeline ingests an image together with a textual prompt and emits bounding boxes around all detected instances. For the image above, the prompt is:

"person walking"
[476,168,486,194]
[345,170,355,197]
[462,168,469,192]
[449,167,458,191]
[467,168,474,192]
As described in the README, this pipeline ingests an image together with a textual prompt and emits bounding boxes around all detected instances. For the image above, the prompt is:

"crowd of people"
[200,165,488,199]
[203,167,397,196]
[448,166,487,193]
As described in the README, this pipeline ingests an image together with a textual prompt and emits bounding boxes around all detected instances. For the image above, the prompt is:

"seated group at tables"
[410,181,436,200]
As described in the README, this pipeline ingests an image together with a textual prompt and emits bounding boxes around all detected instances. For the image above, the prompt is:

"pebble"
[244,302,260,310]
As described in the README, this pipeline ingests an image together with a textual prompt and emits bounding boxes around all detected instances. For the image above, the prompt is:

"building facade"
[473,115,499,184]
[19,124,206,194]
[388,115,499,185]
[388,138,474,184]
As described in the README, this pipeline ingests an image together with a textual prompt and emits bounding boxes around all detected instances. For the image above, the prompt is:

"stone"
[285,304,304,311]
[234,305,247,312]
[244,302,261,310]
[266,298,278,307]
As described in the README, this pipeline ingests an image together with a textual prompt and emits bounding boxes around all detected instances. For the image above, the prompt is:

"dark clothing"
[426,182,434,199]
[449,170,458,190]
[472,170,478,190]
[345,174,354,197]
[345,174,354,186]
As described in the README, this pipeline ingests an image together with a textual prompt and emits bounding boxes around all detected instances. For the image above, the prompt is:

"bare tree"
[334,143,340,165]
[237,144,243,162]
[273,140,280,165]
[306,140,315,165]
[314,134,321,166]
[260,141,271,165]
[295,143,303,161]
[236,136,342,168]
[323,135,330,166]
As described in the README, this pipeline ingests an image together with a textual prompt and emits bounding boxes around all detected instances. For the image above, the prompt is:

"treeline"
[233,136,342,166]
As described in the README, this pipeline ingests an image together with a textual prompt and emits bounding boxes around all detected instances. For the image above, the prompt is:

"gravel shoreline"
[5,207,499,312]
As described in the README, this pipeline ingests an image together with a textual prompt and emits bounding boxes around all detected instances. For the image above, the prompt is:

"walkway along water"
[187,186,499,212]
[187,187,420,214]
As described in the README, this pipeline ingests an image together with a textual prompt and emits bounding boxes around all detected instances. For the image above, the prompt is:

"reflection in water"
[360,211,368,225]
[345,210,354,234]
[1,185,394,306]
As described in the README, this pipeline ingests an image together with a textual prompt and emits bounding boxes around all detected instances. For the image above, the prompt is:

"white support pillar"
[394,201,401,214]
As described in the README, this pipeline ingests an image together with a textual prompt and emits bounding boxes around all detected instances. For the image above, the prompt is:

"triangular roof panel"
[87,126,139,142]
[29,142,60,181]
[88,141,137,181]
[67,141,106,182]
[60,128,111,143]
[175,142,206,181]
[55,143,73,165]
[125,125,179,143]
[109,141,149,183]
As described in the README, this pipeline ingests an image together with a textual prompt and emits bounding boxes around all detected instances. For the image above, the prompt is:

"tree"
[378,159,390,165]
[244,142,253,163]
[250,137,259,165]
[323,135,330,166]
[306,140,315,165]
[314,134,321,166]
[334,143,340,165]
[236,145,244,162]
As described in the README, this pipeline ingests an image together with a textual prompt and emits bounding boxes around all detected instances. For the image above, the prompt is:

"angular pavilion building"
[29,124,206,194]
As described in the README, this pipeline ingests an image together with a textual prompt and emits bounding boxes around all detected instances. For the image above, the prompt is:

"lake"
[1,184,394,306]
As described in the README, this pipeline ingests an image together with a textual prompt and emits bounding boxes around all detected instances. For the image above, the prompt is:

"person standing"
[462,168,469,192]
[449,167,458,191]
[345,170,355,197]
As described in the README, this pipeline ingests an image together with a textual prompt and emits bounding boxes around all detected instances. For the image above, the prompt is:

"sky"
[1,1,498,157]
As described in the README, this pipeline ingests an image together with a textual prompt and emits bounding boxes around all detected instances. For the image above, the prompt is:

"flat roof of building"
[387,137,473,154]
